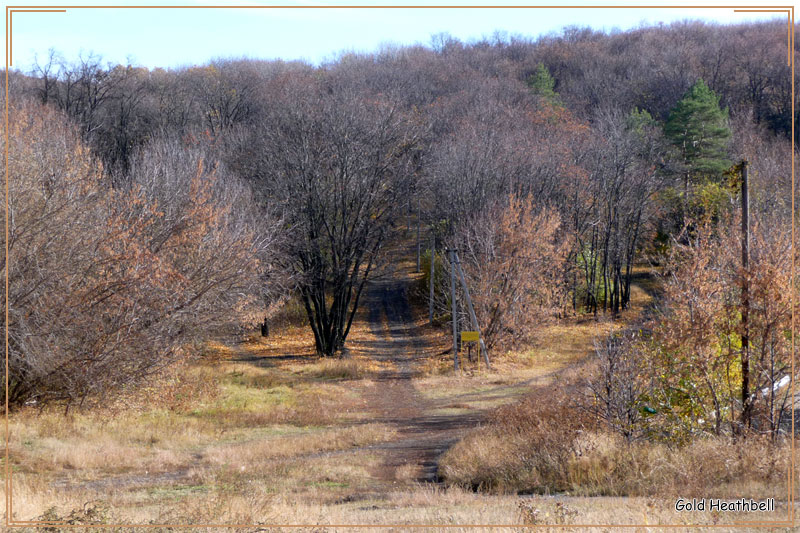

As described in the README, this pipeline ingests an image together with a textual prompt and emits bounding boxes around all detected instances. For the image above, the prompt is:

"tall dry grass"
[439,387,791,499]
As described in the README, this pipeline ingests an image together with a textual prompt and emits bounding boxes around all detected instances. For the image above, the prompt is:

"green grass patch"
[146,484,211,501]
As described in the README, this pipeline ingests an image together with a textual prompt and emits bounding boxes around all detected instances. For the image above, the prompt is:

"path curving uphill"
[350,259,482,487]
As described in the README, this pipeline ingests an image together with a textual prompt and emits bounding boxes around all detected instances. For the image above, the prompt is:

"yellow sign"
[461,331,480,342]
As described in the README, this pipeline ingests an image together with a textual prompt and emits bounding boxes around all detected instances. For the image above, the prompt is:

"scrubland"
[4,279,792,530]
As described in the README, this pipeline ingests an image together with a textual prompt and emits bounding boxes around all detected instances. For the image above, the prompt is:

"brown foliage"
[457,194,569,349]
[631,211,796,438]
[1,99,269,410]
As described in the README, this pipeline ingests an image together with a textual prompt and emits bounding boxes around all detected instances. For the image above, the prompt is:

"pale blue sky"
[6,0,791,71]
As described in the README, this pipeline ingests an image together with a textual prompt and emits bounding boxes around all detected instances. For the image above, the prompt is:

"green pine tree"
[664,79,731,187]
[527,63,561,107]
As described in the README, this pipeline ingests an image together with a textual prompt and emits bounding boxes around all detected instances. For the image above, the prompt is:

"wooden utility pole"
[740,160,751,430]
[448,249,459,371]
[453,251,491,369]
[429,233,435,324]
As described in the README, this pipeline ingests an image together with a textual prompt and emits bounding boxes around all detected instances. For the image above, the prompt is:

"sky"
[6,0,792,72]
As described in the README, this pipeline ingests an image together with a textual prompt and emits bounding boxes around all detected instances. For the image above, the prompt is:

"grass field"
[3,258,795,530]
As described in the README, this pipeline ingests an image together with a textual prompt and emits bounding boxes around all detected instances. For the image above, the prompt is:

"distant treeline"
[14,19,795,176]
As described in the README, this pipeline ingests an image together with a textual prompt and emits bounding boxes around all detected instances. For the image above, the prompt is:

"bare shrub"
[441,383,789,497]
[584,330,652,442]
[439,386,589,493]
[1,98,272,411]
[455,194,569,350]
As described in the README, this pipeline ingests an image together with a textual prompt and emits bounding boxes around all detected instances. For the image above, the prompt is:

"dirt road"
[355,277,481,485]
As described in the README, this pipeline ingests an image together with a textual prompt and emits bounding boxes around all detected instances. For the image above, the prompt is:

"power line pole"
[740,159,751,430]
[429,232,435,325]
[453,251,491,369]
[407,198,411,234]
[448,248,459,372]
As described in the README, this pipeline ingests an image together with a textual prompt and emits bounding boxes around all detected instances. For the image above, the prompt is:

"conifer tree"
[527,63,562,107]
[664,79,731,203]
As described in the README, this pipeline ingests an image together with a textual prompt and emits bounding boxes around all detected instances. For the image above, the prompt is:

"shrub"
[441,384,790,497]
[1,98,271,411]
[454,195,569,350]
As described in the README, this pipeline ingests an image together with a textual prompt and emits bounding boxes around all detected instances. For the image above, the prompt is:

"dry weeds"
[6,268,789,529]
[440,385,791,501]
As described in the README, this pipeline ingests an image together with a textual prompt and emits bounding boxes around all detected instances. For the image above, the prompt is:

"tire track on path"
[355,270,481,486]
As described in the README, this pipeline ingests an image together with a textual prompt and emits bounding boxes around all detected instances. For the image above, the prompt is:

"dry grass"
[203,423,395,466]
[4,308,394,523]
[439,386,590,494]
[303,357,369,380]
[502,316,619,371]
[439,385,791,501]
[8,265,788,529]
[7,481,791,530]
[7,412,398,522]
[565,432,790,499]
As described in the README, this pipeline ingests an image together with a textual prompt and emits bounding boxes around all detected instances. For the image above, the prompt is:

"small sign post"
[460,331,479,343]
[461,331,480,371]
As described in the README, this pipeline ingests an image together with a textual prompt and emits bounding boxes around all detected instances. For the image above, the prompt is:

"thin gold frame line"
[3,3,795,529]
[7,10,66,67]
[791,4,796,524]
[4,4,9,527]
[6,522,798,529]
[733,6,791,64]
[3,4,798,8]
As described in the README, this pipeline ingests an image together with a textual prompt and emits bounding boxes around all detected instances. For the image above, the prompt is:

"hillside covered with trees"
[1,18,796,525]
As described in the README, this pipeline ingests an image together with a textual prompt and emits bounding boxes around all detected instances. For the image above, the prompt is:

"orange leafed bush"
[457,194,569,349]
[1,98,271,411]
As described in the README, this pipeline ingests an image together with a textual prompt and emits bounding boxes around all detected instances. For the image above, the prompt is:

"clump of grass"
[307,357,364,380]
[223,369,297,389]
[564,432,789,498]
[440,385,790,499]
[439,386,589,494]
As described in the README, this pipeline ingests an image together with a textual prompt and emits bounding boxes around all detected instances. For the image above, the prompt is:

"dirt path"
[50,253,645,498]
[348,253,662,491]
[344,258,480,487]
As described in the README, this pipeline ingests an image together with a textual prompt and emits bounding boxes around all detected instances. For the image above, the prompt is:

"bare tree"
[244,74,423,356]
[586,330,651,442]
